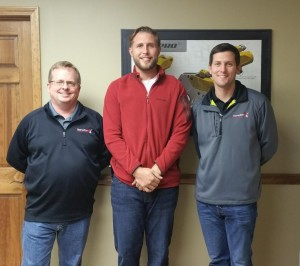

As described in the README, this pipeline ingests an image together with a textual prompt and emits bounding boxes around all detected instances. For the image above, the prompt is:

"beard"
[132,56,158,72]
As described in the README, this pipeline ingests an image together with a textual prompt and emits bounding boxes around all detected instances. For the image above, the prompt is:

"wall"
[0,0,299,265]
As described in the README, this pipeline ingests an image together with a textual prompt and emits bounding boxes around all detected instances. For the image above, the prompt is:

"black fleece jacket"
[7,102,110,222]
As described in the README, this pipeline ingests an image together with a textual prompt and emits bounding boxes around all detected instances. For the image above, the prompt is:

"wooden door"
[0,7,41,266]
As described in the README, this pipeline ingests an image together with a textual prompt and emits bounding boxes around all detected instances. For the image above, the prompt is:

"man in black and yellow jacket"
[192,43,278,266]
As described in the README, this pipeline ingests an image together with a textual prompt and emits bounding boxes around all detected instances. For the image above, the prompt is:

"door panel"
[0,34,20,82]
[0,7,41,266]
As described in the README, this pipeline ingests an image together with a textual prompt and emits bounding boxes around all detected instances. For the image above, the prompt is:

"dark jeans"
[111,175,179,266]
[197,201,257,266]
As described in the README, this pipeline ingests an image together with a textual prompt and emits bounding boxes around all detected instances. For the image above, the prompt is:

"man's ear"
[208,65,212,75]
[47,83,51,93]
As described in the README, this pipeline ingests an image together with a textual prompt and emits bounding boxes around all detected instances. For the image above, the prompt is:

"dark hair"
[48,61,81,84]
[209,43,240,66]
[129,26,161,47]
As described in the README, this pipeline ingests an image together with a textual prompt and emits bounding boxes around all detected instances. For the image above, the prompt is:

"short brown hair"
[129,26,160,47]
[48,61,81,84]
[209,43,240,66]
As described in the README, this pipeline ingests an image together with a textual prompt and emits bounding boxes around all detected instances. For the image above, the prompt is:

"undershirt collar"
[142,74,158,94]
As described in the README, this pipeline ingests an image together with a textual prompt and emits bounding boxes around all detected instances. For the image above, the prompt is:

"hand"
[151,163,162,176]
[132,166,163,192]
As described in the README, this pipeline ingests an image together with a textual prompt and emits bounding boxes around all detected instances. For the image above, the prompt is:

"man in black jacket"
[7,61,110,266]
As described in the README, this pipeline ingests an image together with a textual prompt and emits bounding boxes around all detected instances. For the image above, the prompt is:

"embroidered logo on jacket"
[232,112,249,118]
[77,128,93,134]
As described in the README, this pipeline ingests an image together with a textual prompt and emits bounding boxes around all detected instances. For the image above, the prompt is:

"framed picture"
[121,29,272,101]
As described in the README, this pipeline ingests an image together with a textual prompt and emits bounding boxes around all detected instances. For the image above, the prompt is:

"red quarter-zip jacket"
[103,66,192,188]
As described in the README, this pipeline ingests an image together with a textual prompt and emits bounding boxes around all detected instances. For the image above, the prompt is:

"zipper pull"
[219,114,223,135]
[63,131,67,146]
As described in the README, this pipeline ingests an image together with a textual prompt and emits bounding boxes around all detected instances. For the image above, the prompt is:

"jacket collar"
[132,65,165,81]
[44,101,86,120]
[202,80,248,106]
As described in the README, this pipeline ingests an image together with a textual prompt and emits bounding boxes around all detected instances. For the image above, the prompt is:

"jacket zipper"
[219,113,223,136]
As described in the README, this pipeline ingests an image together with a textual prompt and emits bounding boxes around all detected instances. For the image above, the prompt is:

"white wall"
[1,0,300,265]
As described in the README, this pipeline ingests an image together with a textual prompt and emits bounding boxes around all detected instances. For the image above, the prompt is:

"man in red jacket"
[103,26,192,266]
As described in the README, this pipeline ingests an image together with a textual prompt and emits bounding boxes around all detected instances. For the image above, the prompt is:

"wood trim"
[259,173,300,184]
[29,7,42,109]
[98,173,300,186]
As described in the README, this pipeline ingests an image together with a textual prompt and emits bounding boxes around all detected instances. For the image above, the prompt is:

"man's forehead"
[133,32,156,42]
[213,52,235,59]
[52,67,74,73]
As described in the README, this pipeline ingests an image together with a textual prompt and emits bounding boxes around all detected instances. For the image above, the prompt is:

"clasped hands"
[132,164,163,193]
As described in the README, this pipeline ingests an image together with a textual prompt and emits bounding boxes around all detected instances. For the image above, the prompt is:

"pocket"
[111,175,122,184]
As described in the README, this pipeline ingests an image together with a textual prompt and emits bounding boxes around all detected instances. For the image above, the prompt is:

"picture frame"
[121,29,272,100]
